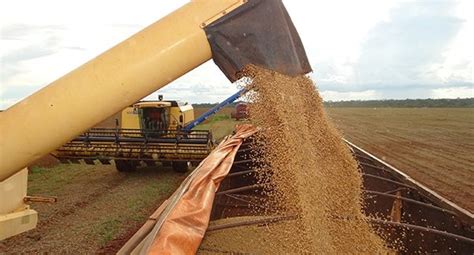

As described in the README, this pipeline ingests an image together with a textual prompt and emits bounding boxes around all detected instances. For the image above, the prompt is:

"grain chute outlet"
[52,98,215,173]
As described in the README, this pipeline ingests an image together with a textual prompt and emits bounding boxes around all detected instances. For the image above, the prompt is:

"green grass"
[124,175,176,221]
[208,114,231,122]
[95,219,122,246]
[28,165,76,194]
[7,162,185,253]
[195,113,231,127]
[194,114,243,142]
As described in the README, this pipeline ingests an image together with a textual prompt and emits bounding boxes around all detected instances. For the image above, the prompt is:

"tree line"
[324,98,474,108]
[194,98,474,108]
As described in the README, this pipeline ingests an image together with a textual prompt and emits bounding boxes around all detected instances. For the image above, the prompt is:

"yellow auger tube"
[0,0,245,181]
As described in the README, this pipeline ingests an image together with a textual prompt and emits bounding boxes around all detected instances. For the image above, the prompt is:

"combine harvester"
[0,0,472,253]
[52,89,245,173]
[52,97,215,172]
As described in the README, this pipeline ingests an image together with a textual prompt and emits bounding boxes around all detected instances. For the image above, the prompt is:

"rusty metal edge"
[345,138,474,224]
[206,214,474,245]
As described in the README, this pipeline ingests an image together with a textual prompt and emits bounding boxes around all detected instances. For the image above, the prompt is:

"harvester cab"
[122,100,193,131]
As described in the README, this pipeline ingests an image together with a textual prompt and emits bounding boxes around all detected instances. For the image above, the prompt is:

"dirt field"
[194,106,234,118]
[1,163,183,254]
[326,107,473,212]
[194,107,243,142]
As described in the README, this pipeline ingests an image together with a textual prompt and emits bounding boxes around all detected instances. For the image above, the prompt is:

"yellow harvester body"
[122,100,194,131]
[52,100,213,173]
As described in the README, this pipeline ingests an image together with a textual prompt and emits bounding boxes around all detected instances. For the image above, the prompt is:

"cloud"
[320,83,474,101]
[146,62,237,104]
[315,0,470,98]
[354,1,464,88]
[1,24,64,88]
[2,42,58,63]
[1,0,473,107]
[431,86,474,99]
[1,23,64,40]
[320,90,381,101]
[0,97,22,109]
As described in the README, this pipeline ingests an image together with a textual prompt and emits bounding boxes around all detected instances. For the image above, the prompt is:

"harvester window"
[141,108,169,131]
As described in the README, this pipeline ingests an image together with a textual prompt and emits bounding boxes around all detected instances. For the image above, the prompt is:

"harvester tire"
[115,160,137,172]
[172,161,191,173]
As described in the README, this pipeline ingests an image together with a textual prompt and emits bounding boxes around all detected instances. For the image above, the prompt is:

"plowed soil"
[326,107,474,212]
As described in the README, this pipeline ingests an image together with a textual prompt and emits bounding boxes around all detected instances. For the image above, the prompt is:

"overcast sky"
[1,0,473,109]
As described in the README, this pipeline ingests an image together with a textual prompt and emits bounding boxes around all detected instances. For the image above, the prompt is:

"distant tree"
[195,98,474,108]
[193,102,240,108]
[323,98,474,108]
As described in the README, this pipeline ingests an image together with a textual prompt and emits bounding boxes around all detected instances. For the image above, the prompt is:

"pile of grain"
[199,216,306,254]
[200,65,387,253]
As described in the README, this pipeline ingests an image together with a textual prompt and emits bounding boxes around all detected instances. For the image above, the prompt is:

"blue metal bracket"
[183,89,245,131]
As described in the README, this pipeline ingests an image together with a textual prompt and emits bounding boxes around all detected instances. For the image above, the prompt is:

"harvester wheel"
[172,161,191,173]
[115,160,137,172]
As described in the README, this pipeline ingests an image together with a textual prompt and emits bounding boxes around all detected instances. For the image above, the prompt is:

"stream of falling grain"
[200,65,387,254]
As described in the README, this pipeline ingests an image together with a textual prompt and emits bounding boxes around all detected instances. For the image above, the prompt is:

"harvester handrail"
[73,128,212,145]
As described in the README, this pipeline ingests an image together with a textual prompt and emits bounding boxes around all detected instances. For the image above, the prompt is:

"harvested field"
[0,163,184,254]
[194,106,234,119]
[326,107,474,212]
[30,154,59,168]
[194,107,244,142]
